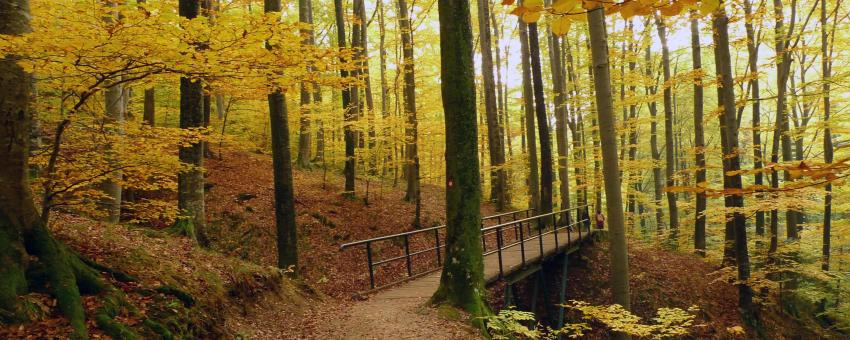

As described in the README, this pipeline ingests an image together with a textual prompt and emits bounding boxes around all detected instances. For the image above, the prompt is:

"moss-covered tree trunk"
[264,0,298,271]
[174,0,206,245]
[690,14,706,256]
[586,3,631,321]
[712,2,755,323]
[431,0,488,318]
[0,3,109,338]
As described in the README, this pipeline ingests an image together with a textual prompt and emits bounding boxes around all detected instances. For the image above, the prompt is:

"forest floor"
[0,148,841,338]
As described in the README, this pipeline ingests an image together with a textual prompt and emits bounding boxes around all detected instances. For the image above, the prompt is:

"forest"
[1,0,849,338]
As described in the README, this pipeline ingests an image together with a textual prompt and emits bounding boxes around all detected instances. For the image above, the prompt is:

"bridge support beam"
[557,254,569,339]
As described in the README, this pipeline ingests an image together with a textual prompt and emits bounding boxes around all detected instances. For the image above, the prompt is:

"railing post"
[482,226,487,252]
[579,212,583,240]
[519,223,526,265]
[434,228,442,266]
[538,214,544,256]
[404,235,412,277]
[553,213,559,247]
[366,242,375,289]
[496,226,504,277]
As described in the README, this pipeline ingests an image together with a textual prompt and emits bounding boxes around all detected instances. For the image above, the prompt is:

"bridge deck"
[372,228,597,301]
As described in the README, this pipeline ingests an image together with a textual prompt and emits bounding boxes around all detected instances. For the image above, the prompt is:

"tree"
[0,2,114,337]
[743,0,765,237]
[296,0,316,168]
[655,15,678,237]
[172,0,207,244]
[644,41,664,231]
[264,0,298,271]
[586,0,631,322]
[690,13,706,256]
[431,0,489,318]
[528,19,553,215]
[100,79,124,224]
[334,0,357,197]
[544,0,571,219]
[821,0,837,271]
[143,88,155,126]
[398,0,422,228]
[772,0,799,240]
[519,16,540,211]
[711,1,754,322]
[477,0,509,211]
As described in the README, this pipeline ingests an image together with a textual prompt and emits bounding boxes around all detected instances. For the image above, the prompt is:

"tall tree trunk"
[519,18,540,211]
[477,0,508,211]
[174,0,206,244]
[215,93,225,120]
[296,0,315,168]
[355,0,377,174]
[690,14,706,256]
[143,87,155,126]
[378,0,391,176]
[431,0,488,317]
[586,2,631,323]
[565,41,586,209]
[264,0,298,271]
[528,22,553,214]
[743,0,765,237]
[544,0,570,217]
[334,0,356,196]
[821,0,836,271]
[655,16,678,238]
[625,20,640,225]
[398,0,421,227]
[644,43,664,231]
[773,0,799,239]
[101,82,124,224]
[712,2,754,322]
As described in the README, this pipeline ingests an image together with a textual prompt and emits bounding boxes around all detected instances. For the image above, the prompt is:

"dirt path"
[308,294,478,339]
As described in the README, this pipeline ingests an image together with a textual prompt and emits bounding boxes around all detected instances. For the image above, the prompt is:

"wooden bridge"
[339,206,600,331]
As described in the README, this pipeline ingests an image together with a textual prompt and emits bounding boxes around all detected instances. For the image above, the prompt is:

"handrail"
[340,205,593,291]
[481,208,534,222]
[339,208,532,250]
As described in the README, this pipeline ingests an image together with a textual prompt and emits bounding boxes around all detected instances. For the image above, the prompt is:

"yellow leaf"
[552,0,578,13]
[660,2,684,16]
[524,0,544,9]
[700,0,720,16]
[510,6,528,16]
[551,16,572,36]
[522,10,542,23]
[620,1,640,19]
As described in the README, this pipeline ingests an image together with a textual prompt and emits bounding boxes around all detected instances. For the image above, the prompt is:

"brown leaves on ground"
[204,150,496,298]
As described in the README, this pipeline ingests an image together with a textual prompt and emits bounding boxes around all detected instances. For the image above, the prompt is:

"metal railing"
[340,206,593,291]
[339,209,532,290]
[480,205,592,278]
